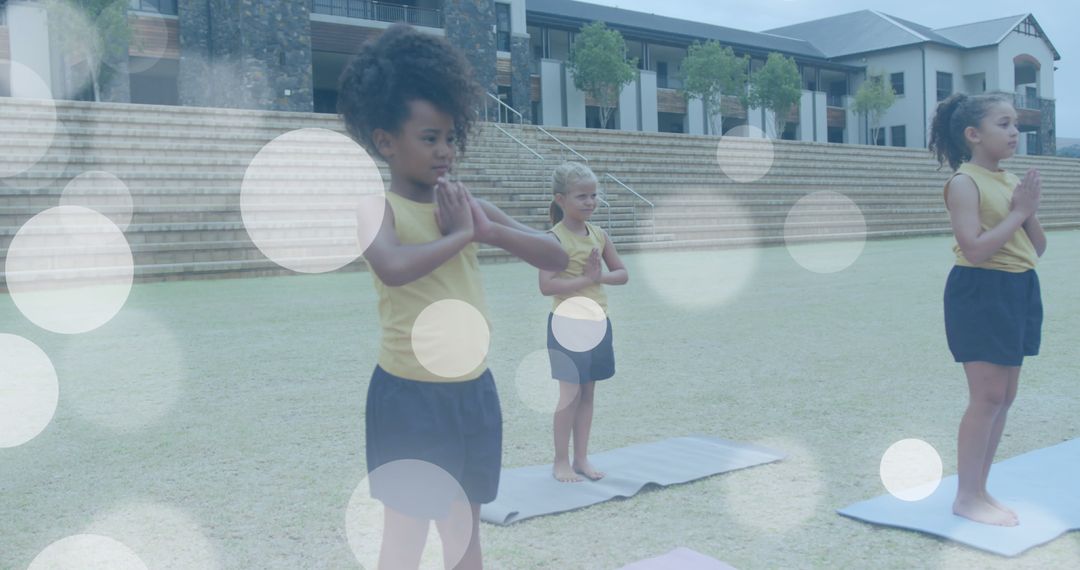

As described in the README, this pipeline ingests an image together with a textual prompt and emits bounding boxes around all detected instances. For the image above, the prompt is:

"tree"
[44,0,131,102]
[568,21,637,130]
[742,52,801,139]
[681,40,748,135]
[852,72,897,146]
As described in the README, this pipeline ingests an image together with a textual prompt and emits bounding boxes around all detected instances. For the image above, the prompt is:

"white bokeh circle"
[346,459,474,570]
[411,299,490,379]
[5,206,134,334]
[879,438,943,502]
[120,8,171,74]
[0,334,59,448]
[28,534,147,570]
[0,60,58,178]
[85,502,221,570]
[551,297,607,353]
[58,310,185,432]
[60,171,134,230]
[784,191,867,273]
[721,439,824,533]
[241,128,385,274]
[716,124,774,183]
[513,349,580,414]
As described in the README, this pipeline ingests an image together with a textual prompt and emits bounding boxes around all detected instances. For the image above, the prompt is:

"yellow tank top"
[944,162,1037,273]
[549,221,609,313]
[370,192,490,382]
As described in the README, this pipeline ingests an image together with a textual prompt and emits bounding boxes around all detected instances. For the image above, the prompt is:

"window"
[495,3,511,52]
[891,125,906,147]
[890,72,904,96]
[873,128,885,146]
[626,40,644,70]
[528,25,543,73]
[548,29,570,61]
[657,61,668,88]
[802,66,817,91]
[936,72,952,102]
[129,0,178,15]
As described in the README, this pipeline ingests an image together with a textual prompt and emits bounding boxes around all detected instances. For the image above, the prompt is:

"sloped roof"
[936,14,1060,60]
[527,0,827,59]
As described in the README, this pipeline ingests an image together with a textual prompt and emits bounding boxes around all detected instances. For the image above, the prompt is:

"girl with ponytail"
[929,92,1047,526]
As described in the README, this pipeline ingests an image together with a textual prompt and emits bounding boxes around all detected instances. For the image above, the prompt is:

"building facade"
[0,0,1061,155]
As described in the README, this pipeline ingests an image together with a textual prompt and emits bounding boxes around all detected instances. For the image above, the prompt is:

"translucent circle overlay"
[120,7,171,74]
[59,310,185,432]
[721,439,823,533]
[784,191,867,273]
[28,534,148,570]
[551,297,607,353]
[411,299,490,379]
[5,206,134,334]
[241,128,385,274]
[716,124,774,183]
[346,460,474,570]
[879,438,943,502]
[513,349,579,414]
[0,334,59,448]
[33,1,102,100]
[86,502,221,570]
[60,171,134,230]
[0,60,58,179]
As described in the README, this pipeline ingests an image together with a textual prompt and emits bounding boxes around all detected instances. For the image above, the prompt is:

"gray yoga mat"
[480,436,785,525]
[838,438,1080,556]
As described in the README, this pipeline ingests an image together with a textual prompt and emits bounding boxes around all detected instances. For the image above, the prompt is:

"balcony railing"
[311,0,443,28]
[1014,93,1045,111]
[826,93,845,107]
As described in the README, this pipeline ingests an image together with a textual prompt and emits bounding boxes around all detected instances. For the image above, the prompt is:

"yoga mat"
[481,436,784,525]
[617,547,736,570]
[838,438,1080,556]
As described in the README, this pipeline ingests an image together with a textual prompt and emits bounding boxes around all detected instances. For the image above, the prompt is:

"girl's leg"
[954,361,1017,526]
[435,502,483,570]
[379,506,430,570]
[980,366,1020,517]
[553,381,582,482]
[572,381,605,480]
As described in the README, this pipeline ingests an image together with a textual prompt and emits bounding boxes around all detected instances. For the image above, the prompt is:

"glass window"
[802,66,817,91]
[891,125,906,147]
[890,72,904,96]
[548,29,570,61]
[495,3,511,52]
[625,40,644,69]
[936,71,952,102]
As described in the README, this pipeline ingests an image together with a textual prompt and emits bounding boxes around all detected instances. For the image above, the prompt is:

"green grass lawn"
[2,231,1078,569]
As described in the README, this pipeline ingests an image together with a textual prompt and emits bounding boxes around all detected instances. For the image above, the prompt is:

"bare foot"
[553,460,583,483]
[953,497,1019,526]
[984,493,1019,525]
[573,459,605,481]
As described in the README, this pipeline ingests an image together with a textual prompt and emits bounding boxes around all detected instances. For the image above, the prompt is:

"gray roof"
[765,10,950,57]
[527,0,827,60]
[767,10,1060,61]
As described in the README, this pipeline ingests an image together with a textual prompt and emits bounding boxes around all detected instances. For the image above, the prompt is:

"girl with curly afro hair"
[339,24,567,569]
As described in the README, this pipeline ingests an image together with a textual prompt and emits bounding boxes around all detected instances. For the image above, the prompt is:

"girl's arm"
[362,190,473,287]
[538,268,594,296]
[473,195,569,272]
[945,173,1036,265]
[598,229,628,285]
[1023,215,1047,257]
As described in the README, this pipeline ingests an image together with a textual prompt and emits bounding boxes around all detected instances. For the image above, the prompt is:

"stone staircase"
[1,97,1078,283]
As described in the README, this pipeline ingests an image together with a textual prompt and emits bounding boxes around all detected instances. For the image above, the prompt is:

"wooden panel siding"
[721,95,746,119]
[1017,108,1042,128]
[496,55,510,87]
[657,88,686,114]
[311,21,382,54]
[827,107,846,128]
[128,15,180,59]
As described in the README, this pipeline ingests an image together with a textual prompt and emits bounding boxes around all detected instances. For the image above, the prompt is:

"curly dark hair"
[337,24,480,161]
[928,92,1014,170]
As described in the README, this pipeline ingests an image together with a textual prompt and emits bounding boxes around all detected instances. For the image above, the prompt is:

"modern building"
[0,0,1061,155]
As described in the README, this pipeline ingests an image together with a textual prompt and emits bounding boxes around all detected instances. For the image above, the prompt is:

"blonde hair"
[550,161,598,225]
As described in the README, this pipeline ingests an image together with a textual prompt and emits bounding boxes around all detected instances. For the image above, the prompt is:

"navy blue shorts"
[547,313,615,383]
[944,266,1042,367]
[365,366,502,514]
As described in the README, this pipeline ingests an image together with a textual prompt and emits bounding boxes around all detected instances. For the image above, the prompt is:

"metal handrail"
[604,173,654,235]
[485,92,523,124]
[536,126,589,163]
[492,123,544,161]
